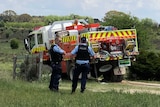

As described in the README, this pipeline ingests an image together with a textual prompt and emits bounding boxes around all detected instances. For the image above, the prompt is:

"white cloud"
[81,0,99,10]
[136,0,143,8]
[149,0,160,10]
[0,0,160,23]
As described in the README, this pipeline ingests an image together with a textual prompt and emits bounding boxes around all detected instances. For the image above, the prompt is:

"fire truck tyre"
[99,64,112,72]
[111,75,123,82]
[69,66,75,80]
[68,66,91,80]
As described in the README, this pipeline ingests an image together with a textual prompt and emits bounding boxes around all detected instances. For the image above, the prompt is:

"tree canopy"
[0,9,160,51]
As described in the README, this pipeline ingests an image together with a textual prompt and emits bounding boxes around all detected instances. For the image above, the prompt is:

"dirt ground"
[87,80,160,95]
[121,80,160,95]
[60,80,160,95]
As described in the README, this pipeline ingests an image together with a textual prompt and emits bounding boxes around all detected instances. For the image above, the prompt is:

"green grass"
[0,79,160,107]
[1,41,160,107]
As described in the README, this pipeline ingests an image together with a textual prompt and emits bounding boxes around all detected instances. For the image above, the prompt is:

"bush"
[19,55,40,81]
[10,38,19,49]
[128,50,160,81]
[0,21,5,27]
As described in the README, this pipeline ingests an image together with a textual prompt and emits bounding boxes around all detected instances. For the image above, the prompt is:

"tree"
[30,16,44,23]
[0,21,4,27]
[44,15,60,25]
[102,10,136,29]
[135,18,156,50]
[17,14,32,22]
[43,14,94,25]
[1,10,17,22]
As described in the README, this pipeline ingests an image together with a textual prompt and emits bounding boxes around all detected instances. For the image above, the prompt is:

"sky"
[1,0,160,23]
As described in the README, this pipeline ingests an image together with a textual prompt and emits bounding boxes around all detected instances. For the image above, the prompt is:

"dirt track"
[87,80,160,95]
[121,80,160,95]
[122,80,160,87]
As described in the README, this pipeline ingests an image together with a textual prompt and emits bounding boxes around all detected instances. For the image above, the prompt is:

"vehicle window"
[37,33,43,44]
[29,34,35,49]
[79,22,85,26]
[63,22,72,29]
[52,24,62,31]
[79,20,88,25]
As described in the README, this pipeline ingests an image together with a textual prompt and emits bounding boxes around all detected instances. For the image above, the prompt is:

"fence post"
[24,54,29,80]
[13,55,17,79]
[38,52,43,80]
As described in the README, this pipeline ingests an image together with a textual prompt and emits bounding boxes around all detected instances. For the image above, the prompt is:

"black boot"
[71,89,75,94]
[80,89,84,93]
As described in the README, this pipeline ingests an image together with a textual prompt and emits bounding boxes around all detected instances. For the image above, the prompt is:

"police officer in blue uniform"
[49,34,66,92]
[71,37,95,93]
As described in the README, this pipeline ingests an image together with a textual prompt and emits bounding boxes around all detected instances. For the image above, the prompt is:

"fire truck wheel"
[69,66,75,80]
[68,65,91,80]
[111,74,123,82]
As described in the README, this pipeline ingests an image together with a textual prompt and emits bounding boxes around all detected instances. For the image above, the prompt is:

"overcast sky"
[1,0,160,23]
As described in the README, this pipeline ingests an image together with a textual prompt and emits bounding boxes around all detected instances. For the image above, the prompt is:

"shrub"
[129,50,160,80]
[0,21,5,27]
[19,55,39,81]
[10,38,19,49]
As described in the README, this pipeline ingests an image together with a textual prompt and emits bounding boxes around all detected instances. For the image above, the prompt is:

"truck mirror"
[85,17,89,23]
[24,39,29,51]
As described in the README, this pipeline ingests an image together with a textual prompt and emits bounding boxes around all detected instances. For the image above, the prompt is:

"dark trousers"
[72,63,90,92]
[49,63,62,90]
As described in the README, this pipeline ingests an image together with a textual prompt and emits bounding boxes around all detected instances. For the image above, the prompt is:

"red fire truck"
[24,19,139,82]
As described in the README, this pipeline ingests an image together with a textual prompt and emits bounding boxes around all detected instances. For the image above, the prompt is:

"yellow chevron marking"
[81,33,89,39]
[102,32,106,38]
[81,33,85,37]
[62,35,76,43]
[107,32,111,38]
[112,31,117,37]
[122,31,128,37]
[92,33,96,39]
[127,31,132,36]
[81,29,137,41]
[117,31,123,37]
[97,33,101,39]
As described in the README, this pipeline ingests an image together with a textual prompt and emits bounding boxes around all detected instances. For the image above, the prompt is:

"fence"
[13,52,43,80]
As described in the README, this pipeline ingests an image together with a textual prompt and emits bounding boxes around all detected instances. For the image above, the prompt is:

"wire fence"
[13,52,43,80]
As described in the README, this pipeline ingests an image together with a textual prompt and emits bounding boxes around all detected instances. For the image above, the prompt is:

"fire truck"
[24,19,139,82]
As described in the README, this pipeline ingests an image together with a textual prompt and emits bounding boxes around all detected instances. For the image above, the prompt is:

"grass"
[0,78,160,107]
[1,41,160,107]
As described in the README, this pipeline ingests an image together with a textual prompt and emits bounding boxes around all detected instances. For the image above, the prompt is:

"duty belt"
[52,62,60,65]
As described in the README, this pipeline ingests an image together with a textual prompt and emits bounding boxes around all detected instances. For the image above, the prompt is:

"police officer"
[71,37,95,93]
[49,34,66,92]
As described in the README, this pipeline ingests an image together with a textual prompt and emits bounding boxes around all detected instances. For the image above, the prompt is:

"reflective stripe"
[62,35,76,43]
[81,29,136,41]
[31,46,46,53]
